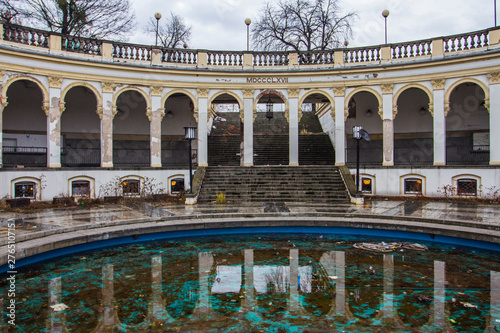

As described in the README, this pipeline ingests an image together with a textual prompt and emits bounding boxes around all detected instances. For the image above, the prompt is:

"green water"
[1,233,500,332]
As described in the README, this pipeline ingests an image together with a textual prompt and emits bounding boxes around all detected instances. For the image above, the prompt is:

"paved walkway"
[1,200,499,240]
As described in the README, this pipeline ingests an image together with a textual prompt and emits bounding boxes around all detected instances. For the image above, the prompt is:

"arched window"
[456,178,478,196]
[361,176,374,194]
[403,177,424,195]
[72,180,91,197]
[170,178,185,194]
[14,181,36,198]
[122,179,141,196]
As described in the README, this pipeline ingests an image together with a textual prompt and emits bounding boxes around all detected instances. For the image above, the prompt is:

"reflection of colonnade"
[34,250,499,332]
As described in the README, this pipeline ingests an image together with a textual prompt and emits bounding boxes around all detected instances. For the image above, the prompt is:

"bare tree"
[146,12,192,48]
[252,0,356,51]
[0,0,23,23]
[10,0,135,39]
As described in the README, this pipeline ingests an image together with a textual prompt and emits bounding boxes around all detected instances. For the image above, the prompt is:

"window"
[170,178,185,194]
[72,180,90,197]
[457,178,477,196]
[15,182,36,198]
[404,178,423,195]
[122,179,140,195]
[361,177,373,194]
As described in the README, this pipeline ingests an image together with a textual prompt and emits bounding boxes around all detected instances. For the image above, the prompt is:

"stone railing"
[1,23,498,68]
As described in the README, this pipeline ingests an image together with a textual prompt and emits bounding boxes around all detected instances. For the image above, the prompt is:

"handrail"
[1,22,497,67]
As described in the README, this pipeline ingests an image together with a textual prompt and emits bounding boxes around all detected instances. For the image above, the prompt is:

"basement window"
[456,178,478,196]
[15,182,36,199]
[170,178,185,194]
[122,179,140,196]
[72,180,91,197]
[361,177,373,194]
[404,178,423,195]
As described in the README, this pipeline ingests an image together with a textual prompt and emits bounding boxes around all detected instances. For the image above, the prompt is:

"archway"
[345,91,383,167]
[394,87,433,165]
[446,82,489,165]
[2,80,47,167]
[114,89,150,167]
[61,85,101,167]
[299,92,335,165]
[208,92,243,166]
[162,92,197,167]
[254,91,288,165]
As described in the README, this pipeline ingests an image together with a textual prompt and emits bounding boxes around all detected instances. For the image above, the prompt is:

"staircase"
[197,166,349,204]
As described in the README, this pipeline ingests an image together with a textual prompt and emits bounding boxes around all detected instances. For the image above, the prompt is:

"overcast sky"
[128,0,495,50]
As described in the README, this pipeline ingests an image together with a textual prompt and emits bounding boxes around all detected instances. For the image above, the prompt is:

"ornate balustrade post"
[243,89,254,166]
[288,89,300,166]
[334,50,344,66]
[150,86,164,167]
[382,84,394,166]
[48,34,61,51]
[334,87,346,166]
[47,76,63,168]
[102,42,113,59]
[381,46,391,61]
[433,261,446,330]
[432,79,446,165]
[197,88,209,167]
[151,48,162,65]
[488,73,500,165]
[101,82,115,167]
[197,51,208,67]
[243,53,253,68]
[489,28,500,46]
[432,38,445,57]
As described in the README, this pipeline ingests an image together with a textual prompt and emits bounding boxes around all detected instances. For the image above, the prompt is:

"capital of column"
[146,107,153,121]
[159,108,166,120]
[444,102,450,117]
[197,88,209,98]
[487,73,500,84]
[288,88,300,99]
[48,76,63,89]
[0,96,8,112]
[42,101,49,116]
[381,84,394,95]
[150,86,163,96]
[96,105,103,119]
[239,109,245,123]
[193,108,199,123]
[431,79,446,90]
[243,89,254,99]
[102,82,115,93]
[112,106,118,118]
[428,102,434,117]
[392,105,398,119]
[333,86,345,97]
[59,101,66,114]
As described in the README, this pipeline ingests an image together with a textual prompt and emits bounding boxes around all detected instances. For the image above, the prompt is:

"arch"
[344,87,383,120]
[168,174,186,194]
[162,88,198,113]
[61,82,103,116]
[11,176,42,200]
[2,75,49,113]
[399,174,426,196]
[298,89,334,109]
[452,174,482,197]
[393,83,434,117]
[113,86,152,117]
[119,175,145,196]
[209,90,244,122]
[253,90,289,121]
[68,175,96,198]
[445,78,490,115]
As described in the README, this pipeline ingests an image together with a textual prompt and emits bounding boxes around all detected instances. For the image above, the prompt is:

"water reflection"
[2,235,500,332]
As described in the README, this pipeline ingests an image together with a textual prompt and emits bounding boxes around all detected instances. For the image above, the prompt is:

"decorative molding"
[243,89,254,99]
[150,86,163,96]
[381,84,394,95]
[485,99,490,113]
[431,79,446,90]
[112,106,118,119]
[146,107,153,121]
[488,73,500,84]
[239,109,244,123]
[48,76,63,88]
[59,101,66,114]
[444,102,450,117]
[298,108,303,122]
[333,87,345,97]
[344,107,349,121]
[392,105,398,119]
[288,88,299,98]
[330,108,335,122]
[0,96,8,111]
[253,108,257,122]
[428,103,434,118]
[197,88,209,98]
[42,101,49,116]
[378,107,384,119]
[193,108,199,123]
[101,82,115,93]
[96,105,103,119]
[159,108,166,120]
[284,108,290,122]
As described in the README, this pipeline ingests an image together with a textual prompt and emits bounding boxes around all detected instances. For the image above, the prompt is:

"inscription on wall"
[247,77,289,84]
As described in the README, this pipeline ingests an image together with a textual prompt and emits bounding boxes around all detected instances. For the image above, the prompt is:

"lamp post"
[353,126,371,192]
[154,12,162,46]
[184,126,196,193]
[245,18,252,51]
[382,9,390,44]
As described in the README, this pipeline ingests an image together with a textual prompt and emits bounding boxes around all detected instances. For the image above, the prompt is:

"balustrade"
[163,48,197,64]
[344,46,381,63]
[298,50,335,65]
[62,35,102,55]
[2,23,49,48]
[253,51,289,66]
[443,29,489,53]
[112,42,151,61]
[391,39,432,59]
[207,51,243,66]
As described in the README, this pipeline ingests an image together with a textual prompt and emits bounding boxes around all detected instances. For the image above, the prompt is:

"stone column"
[488,73,500,165]
[287,248,300,315]
[197,89,209,167]
[432,79,446,165]
[335,251,346,315]
[242,249,256,311]
[48,277,65,333]
[433,261,446,330]
[319,251,342,315]
[243,89,254,166]
[47,76,63,168]
[150,86,164,167]
[101,82,115,167]
[334,87,346,166]
[0,100,5,168]
[491,271,500,331]
[382,84,394,166]
[151,256,165,320]
[102,264,115,329]
[197,252,214,314]
[382,254,394,318]
[288,89,300,166]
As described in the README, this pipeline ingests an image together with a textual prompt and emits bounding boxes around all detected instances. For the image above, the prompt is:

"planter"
[52,197,76,206]
[103,196,123,204]
[6,198,31,208]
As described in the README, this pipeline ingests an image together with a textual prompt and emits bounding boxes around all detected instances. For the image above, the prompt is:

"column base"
[335,162,346,166]
[490,161,500,166]
[150,163,162,168]
[289,162,299,167]
[383,162,394,166]
[433,161,446,166]
[101,163,113,168]
[48,163,61,168]
[198,163,208,167]
[242,163,254,167]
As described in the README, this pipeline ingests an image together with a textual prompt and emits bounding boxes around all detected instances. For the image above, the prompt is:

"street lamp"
[245,18,252,51]
[184,126,196,193]
[382,9,390,44]
[154,12,162,46]
[353,126,371,192]
[265,97,274,120]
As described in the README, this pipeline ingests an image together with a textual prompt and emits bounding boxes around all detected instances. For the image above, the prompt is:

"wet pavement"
[0,200,498,240]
